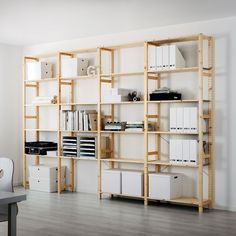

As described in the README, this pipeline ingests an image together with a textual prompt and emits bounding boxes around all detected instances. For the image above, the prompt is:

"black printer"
[25,141,57,155]
[149,87,182,101]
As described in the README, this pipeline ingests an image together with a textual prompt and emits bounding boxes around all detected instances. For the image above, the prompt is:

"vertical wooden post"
[156,73,161,172]
[22,57,27,188]
[97,48,102,198]
[57,53,62,194]
[208,37,214,208]
[198,34,204,213]
[35,82,40,166]
[144,42,149,205]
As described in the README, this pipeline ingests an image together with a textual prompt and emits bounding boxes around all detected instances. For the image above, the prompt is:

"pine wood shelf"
[23,33,213,212]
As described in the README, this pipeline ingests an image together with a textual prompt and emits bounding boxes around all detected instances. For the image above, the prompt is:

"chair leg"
[8,203,17,236]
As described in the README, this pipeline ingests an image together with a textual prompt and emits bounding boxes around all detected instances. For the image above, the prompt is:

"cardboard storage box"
[121,170,143,197]
[61,58,89,77]
[102,169,121,194]
[27,61,52,80]
[149,172,183,200]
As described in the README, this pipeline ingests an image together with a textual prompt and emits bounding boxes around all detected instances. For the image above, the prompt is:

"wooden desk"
[0,192,26,236]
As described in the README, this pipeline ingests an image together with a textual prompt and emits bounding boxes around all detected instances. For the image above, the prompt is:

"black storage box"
[25,141,57,155]
[149,92,182,101]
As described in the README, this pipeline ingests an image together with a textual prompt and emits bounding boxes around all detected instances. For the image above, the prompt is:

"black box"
[149,92,182,101]
[25,142,57,155]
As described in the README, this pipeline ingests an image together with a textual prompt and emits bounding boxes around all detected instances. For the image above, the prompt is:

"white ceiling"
[0,0,236,46]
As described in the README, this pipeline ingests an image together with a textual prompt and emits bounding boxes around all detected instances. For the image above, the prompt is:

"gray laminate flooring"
[0,188,235,236]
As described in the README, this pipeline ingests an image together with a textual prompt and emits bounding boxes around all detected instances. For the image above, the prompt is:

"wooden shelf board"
[60,130,97,133]
[60,102,97,106]
[60,156,97,161]
[24,78,57,83]
[148,67,198,74]
[148,100,198,104]
[101,71,144,77]
[25,104,57,107]
[101,131,144,134]
[148,131,198,135]
[148,34,200,45]
[102,192,144,199]
[148,160,198,168]
[60,75,97,80]
[24,129,57,132]
[101,101,144,105]
[24,154,57,158]
[100,158,144,164]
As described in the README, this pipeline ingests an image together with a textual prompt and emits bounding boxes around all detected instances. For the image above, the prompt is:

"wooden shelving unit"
[23,33,213,213]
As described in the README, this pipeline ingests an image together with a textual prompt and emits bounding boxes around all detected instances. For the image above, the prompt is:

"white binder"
[169,139,177,163]
[189,140,198,164]
[176,140,183,163]
[170,108,177,132]
[190,107,198,133]
[169,45,186,69]
[148,45,156,71]
[156,46,163,69]
[162,45,169,69]
[182,140,190,163]
[176,108,183,132]
[183,107,190,132]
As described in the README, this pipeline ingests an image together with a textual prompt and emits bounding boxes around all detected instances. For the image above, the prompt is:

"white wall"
[24,16,236,211]
[0,43,23,184]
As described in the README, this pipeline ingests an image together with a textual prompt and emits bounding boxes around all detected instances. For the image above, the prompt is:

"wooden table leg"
[8,203,17,236]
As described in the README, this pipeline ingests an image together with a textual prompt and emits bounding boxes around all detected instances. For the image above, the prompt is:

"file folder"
[189,140,198,164]
[183,107,190,132]
[148,45,156,71]
[169,139,177,163]
[182,140,190,163]
[169,45,186,69]
[162,45,169,69]
[176,140,183,163]
[170,108,177,132]
[156,46,163,69]
[190,107,197,132]
[176,108,183,132]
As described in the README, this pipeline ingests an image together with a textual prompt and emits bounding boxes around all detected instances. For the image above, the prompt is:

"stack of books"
[62,136,77,157]
[60,110,97,131]
[103,88,131,103]
[125,121,144,132]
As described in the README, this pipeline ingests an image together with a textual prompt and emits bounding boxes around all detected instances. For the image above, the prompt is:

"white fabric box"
[103,95,129,103]
[29,165,66,180]
[102,169,121,194]
[149,173,183,200]
[27,61,52,80]
[121,170,143,197]
[29,177,65,193]
[61,58,88,77]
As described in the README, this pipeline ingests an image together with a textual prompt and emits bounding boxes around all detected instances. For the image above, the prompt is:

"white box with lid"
[28,165,66,193]
[61,58,89,77]
[121,170,143,197]
[149,172,183,200]
[102,169,121,194]
[27,61,53,80]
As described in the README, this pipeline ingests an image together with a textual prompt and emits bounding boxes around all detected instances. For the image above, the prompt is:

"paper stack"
[103,88,131,103]
[32,96,57,104]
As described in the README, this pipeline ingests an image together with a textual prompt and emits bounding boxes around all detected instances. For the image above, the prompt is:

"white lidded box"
[28,165,66,179]
[27,61,52,80]
[121,170,143,197]
[29,177,65,193]
[61,58,89,77]
[149,172,183,200]
[102,169,121,194]
[29,165,66,193]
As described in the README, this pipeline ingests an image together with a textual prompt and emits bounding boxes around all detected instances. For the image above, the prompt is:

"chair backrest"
[0,157,14,192]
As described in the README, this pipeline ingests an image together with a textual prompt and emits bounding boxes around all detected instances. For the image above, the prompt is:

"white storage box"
[28,165,66,180]
[61,58,89,77]
[102,169,121,194]
[29,177,65,193]
[149,173,183,200]
[121,170,143,197]
[27,61,52,80]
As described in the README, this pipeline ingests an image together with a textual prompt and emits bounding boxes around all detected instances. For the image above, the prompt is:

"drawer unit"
[29,177,65,193]
[102,169,121,194]
[149,172,183,200]
[121,170,143,197]
[28,165,66,180]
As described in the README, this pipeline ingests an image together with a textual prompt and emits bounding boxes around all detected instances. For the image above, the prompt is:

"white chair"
[0,158,15,222]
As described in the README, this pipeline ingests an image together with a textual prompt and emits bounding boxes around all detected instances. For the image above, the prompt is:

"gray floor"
[1,188,236,236]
